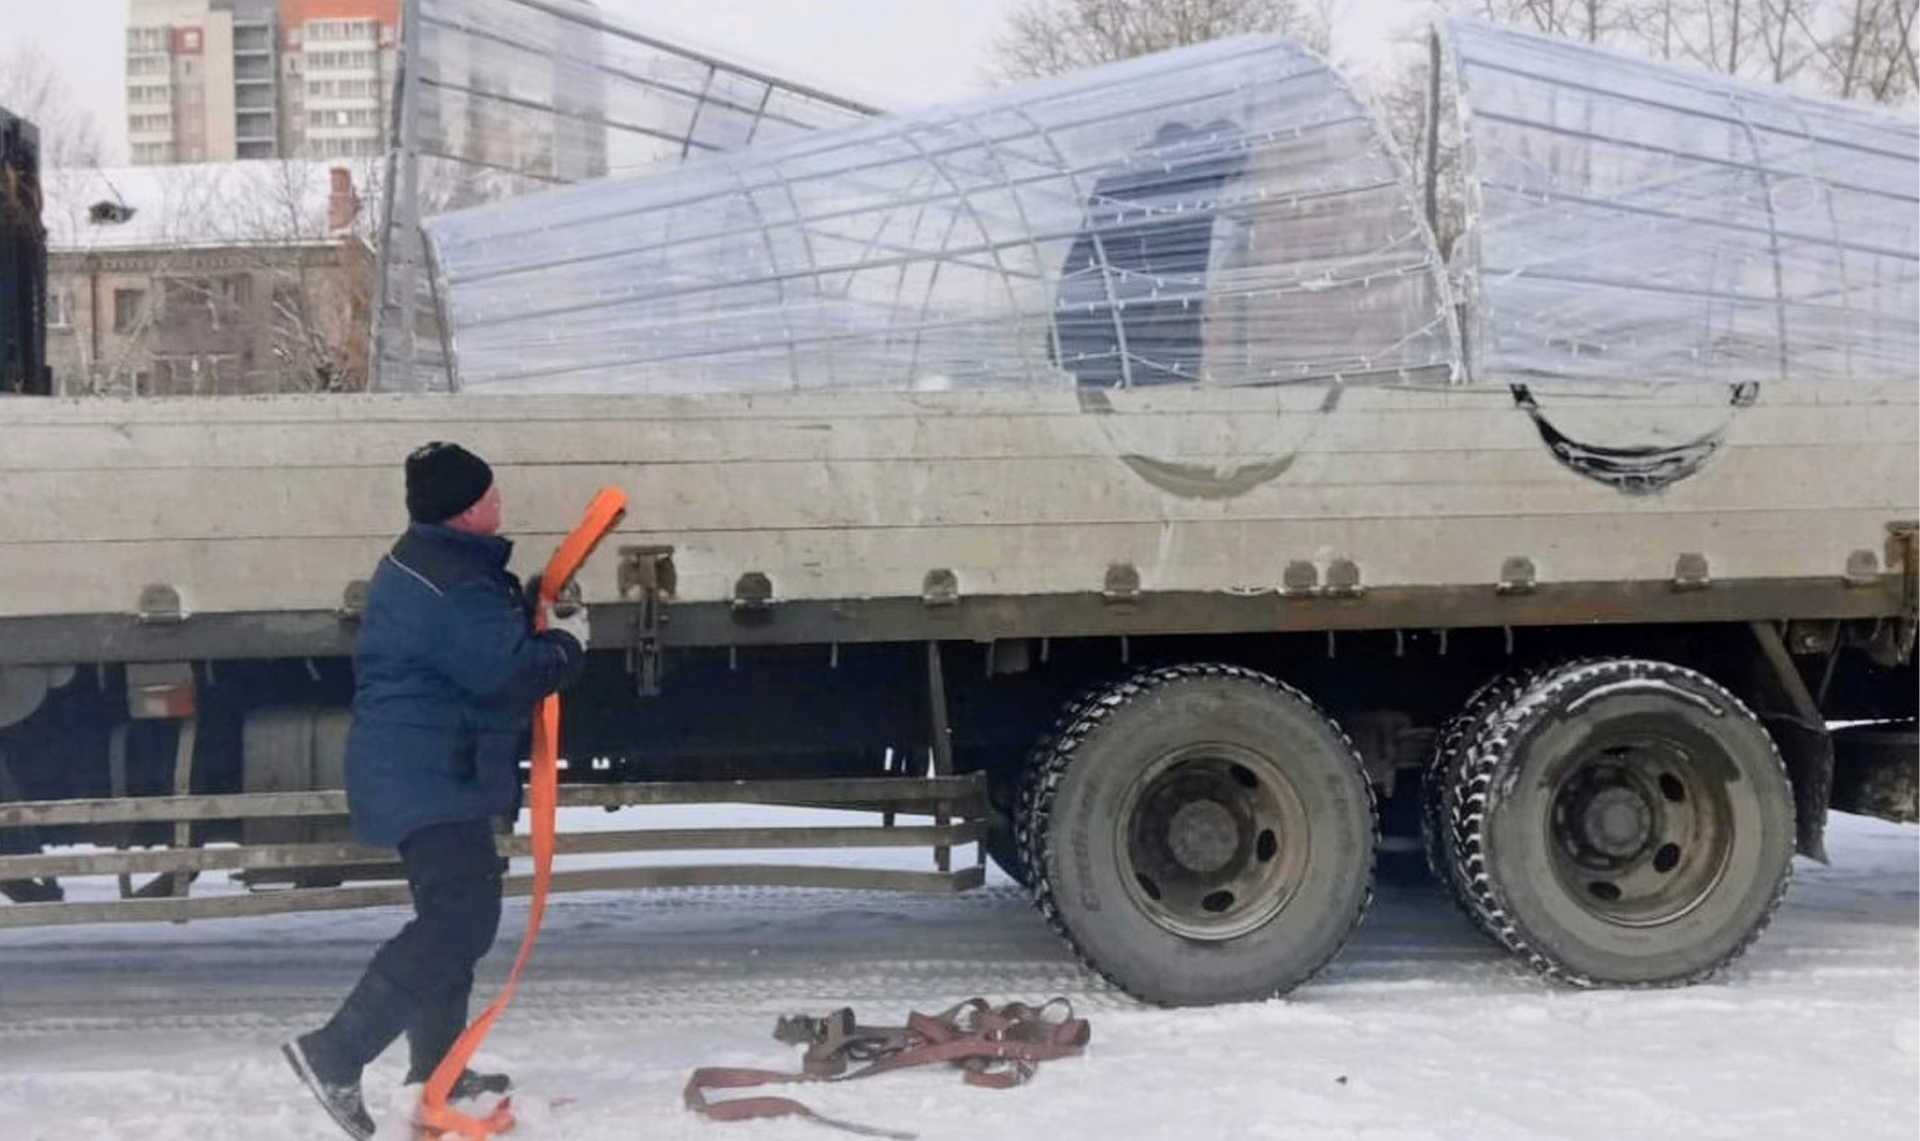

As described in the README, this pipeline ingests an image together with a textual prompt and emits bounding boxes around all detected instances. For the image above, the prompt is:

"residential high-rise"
[126,0,240,164]
[125,0,399,165]
[280,0,399,161]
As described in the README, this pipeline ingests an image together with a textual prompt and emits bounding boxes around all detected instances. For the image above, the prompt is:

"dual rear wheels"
[1005,656,1796,1005]
[1422,658,1796,986]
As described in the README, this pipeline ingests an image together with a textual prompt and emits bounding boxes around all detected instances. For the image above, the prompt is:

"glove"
[544,602,590,651]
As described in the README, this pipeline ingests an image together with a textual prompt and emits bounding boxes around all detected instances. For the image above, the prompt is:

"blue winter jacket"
[345,523,586,847]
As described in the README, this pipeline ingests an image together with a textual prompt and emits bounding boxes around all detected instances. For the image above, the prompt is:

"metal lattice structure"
[1445,19,1920,386]
[373,0,878,392]
[421,35,1458,394]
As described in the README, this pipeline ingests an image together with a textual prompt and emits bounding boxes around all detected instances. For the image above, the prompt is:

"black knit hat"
[405,442,494,524]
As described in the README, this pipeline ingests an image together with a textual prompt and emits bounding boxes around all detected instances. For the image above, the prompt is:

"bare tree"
[0,43,103,169]
[242,159,376,393]
[1479,0,1915,102]
[1815,0,1919,101]
[1476,0,1634,41]
[986,0,1335,80]
[47,161,374,395]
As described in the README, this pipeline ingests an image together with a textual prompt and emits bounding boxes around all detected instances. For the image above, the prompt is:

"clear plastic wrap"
[1445,19,1919,386]
[373,0,876,391]
[421,35,1457,394]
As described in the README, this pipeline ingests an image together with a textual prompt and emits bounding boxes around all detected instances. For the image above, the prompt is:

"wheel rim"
[1114,743,1310,940]
[1544,733,1735,927]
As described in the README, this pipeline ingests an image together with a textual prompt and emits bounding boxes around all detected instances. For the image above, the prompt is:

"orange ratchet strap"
[417,487,629,1140]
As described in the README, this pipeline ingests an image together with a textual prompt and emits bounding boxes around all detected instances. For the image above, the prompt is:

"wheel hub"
[1118,745,1310,942]
[1579,785,1653,859]
[1544,734,1736,928]
[1167,799,1241,873]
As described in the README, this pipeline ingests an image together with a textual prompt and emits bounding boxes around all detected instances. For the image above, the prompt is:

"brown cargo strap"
[684,997,1092,1140]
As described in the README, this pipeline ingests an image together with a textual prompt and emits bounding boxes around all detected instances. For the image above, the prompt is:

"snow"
[1,808,1914,1141]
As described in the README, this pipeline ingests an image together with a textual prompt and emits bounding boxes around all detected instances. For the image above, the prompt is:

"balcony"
[234,25,275,53]
[237,109,276,137]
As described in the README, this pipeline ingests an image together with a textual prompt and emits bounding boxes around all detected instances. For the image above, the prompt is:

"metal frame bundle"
[419,35,1457,394]
[1444,19,1920,386]
[374,0,877,391]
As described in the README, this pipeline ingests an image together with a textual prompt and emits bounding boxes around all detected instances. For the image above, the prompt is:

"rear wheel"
[1020,663,1375,1005]
[1447,658,1795,986]
[1420,671,1522,937]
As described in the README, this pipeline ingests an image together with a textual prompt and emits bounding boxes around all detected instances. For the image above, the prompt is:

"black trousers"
[314,819,503,1079]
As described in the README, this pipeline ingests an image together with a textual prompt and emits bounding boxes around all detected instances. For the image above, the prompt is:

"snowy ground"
[0,808,1914,1141]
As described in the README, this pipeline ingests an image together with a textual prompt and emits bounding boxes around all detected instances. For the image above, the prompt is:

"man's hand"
[544,602,590,651]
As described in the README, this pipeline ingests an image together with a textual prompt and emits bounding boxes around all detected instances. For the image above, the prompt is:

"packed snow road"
[0,810,1914,1141]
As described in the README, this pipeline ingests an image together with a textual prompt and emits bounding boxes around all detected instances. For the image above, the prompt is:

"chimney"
[327,167,359,231]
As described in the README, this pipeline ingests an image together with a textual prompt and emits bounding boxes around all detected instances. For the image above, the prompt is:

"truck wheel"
[1448,658,1795,986]
[1019,664,1375,1005]
[984,763,1034,889]
[1420,671,1522,934]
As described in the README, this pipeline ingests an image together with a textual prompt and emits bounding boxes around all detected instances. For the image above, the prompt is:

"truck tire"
[1447,658,1795,986]
[1420,671,1522,935]
[1019,663,1375,1005]
[984,769,1034,889]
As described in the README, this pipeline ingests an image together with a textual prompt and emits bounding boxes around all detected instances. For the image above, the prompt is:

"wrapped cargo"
[421,35,1458,393]
[1444,19,1919,387]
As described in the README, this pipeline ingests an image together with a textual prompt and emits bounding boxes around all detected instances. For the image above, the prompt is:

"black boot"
[402,985,511,1101]
[283,1034,376,1141]
[288,969,414,1140]
[406,1067,514,1102]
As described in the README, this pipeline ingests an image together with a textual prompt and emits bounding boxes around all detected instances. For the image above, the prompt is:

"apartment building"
[125,0,398,165]
[282,0,399,160]
[39,160,374,394]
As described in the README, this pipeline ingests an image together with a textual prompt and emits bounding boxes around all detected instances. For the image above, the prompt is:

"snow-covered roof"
[40,160,380,255]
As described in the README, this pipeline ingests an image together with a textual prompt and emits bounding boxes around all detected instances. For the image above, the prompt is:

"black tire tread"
[1447,657,1794,988]
[1420,670,1525,935]
[1016,662,1377,1004]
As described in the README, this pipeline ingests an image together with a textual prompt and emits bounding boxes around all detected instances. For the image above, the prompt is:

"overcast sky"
[1,0,1423,165]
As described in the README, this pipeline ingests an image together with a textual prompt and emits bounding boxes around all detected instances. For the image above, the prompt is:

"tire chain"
[1445,656,1795,988]
[1013,662,1378,1004]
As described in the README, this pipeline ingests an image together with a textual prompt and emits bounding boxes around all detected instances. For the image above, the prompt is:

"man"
[284,442,590,1140]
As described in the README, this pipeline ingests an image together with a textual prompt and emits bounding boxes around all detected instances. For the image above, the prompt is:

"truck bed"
[0,381,1912,646]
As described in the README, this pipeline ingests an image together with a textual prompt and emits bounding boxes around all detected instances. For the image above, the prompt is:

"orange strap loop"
[417,488,629,1140]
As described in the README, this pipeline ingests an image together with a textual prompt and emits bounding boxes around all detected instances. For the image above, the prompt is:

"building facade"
[126,0,399,165]
[40,161,373,395]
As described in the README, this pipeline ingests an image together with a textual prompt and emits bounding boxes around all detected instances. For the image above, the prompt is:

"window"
[307,49,374,72]
[47,290,72,329]
[217,275,253,312]
[307,78,377,99]
[183,30,200,50]
[308,107,378,129]
[113,289,146,334]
